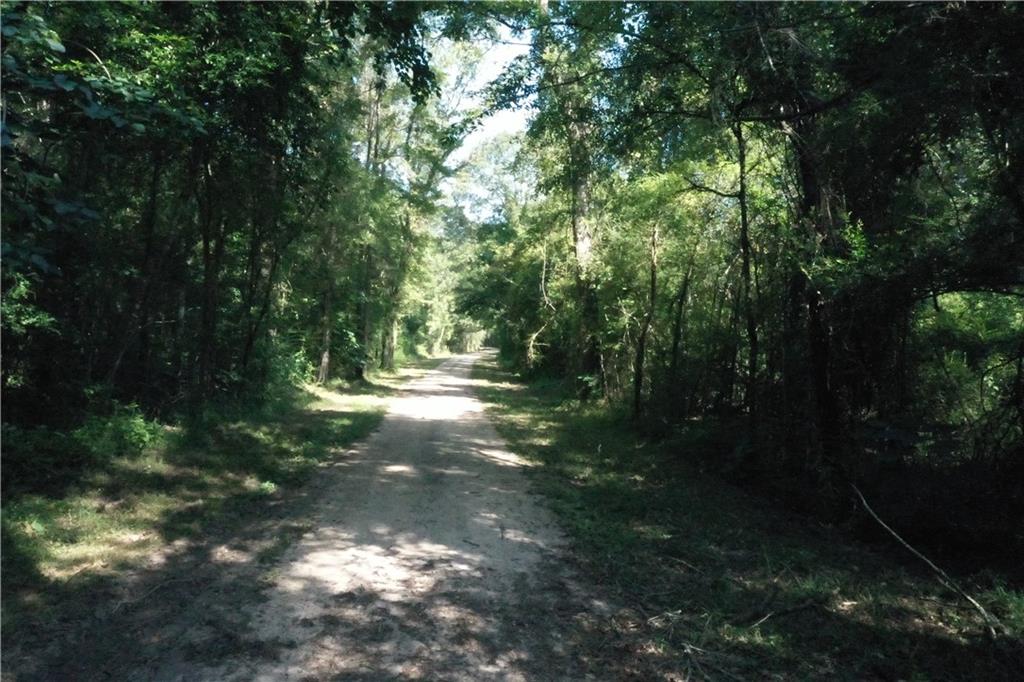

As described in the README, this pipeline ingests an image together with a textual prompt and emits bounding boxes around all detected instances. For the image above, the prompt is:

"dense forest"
[461,2,1024,562]
[2,1,475,416]
[2,1,1023,676]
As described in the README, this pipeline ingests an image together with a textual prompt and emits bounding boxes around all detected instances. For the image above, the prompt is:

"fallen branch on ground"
[852,484,1006,639]
[746,599,821,628]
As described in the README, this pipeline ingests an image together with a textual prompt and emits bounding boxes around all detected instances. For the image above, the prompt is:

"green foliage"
[1,423,83,494]
[72,403,163,460]
[910,293,1023,463]
[1,0,472,425]
[473,355,1022,679]
[458,1,1023,561]
[1,378,390,639]
[0,273,55,388]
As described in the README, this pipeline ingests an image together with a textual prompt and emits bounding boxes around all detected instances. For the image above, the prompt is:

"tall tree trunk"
[106,149,165,389]
[569,139,603,397]
[735,122,760,434]
[354,245,374,382]
[315,217,338,384]
[380,313,397,371]
[633,225,659,420]
[669,265,693,381]
[786,116,841,470]
[720,286,742,411]
[241,248,281,371]
[316,286,332,385]
[197,169,225,400]
[173,287,187,391]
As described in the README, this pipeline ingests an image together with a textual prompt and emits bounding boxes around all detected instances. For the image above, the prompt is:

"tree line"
[2,1,481,430]
[2,2,1022,561]
[457,2,1023,559]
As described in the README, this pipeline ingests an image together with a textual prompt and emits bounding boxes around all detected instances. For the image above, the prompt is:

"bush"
[268,347,314,392]
[1,423,86,494]
[71,402,163,459]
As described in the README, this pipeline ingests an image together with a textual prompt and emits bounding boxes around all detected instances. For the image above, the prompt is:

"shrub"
[1,423,86,493]
[71,402,163,460]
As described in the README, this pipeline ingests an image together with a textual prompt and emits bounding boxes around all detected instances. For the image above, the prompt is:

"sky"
[439,28,533,221]
[447,34,532,167]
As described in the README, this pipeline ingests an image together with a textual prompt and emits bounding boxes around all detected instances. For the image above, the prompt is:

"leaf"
[45,37,66,53]
[29,253,55,273]
[82,102,114,120]
[27,75,57,91]
[54,200,78,215]
[130,123,146,133]
[53,74,77,91]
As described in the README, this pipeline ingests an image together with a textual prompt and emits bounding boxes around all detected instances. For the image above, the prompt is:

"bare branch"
[852,484,1006,639]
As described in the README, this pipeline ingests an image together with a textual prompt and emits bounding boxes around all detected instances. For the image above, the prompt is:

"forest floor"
[472,355,1024,680]
[2,353,639,680]
[3,351,1021,680]
[2,358,412,678]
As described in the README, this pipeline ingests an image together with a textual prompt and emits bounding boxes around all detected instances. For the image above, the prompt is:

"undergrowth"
[0,357,447,637]
[471,356,1024,680]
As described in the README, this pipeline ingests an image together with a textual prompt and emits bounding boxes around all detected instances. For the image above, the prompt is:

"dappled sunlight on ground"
[389,393,483,420]
[141,351,621,681]
[469,355,1024,680]
[1,377,393,679]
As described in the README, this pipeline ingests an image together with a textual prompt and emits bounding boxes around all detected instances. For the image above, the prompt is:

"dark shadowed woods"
[2,2,1022,679]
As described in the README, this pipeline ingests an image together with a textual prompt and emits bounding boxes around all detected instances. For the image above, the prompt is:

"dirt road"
[148,352,614,680]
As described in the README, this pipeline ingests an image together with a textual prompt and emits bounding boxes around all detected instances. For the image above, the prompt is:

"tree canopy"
[3,0,1022,581]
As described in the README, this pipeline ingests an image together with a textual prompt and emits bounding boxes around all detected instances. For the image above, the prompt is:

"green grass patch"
[472,356,1024,680]
[0,372,406,635]
[322,353,450,397]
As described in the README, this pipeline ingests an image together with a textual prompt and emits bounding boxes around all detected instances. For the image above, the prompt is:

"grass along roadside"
[470,355,1024,680]
[1,356,448,639]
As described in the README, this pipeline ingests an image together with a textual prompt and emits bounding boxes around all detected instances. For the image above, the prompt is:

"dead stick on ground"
[747,599,819,628]
[666,556,703,573]
[852,484,1005,639]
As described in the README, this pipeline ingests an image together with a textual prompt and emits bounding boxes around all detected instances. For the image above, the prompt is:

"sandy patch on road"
[150,352,618,681]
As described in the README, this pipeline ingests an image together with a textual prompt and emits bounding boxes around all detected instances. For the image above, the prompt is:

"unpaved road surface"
[144,352,617,680]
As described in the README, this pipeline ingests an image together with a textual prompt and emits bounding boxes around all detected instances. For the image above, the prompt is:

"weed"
[472,355,1023,680]
[1,376,393,634]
